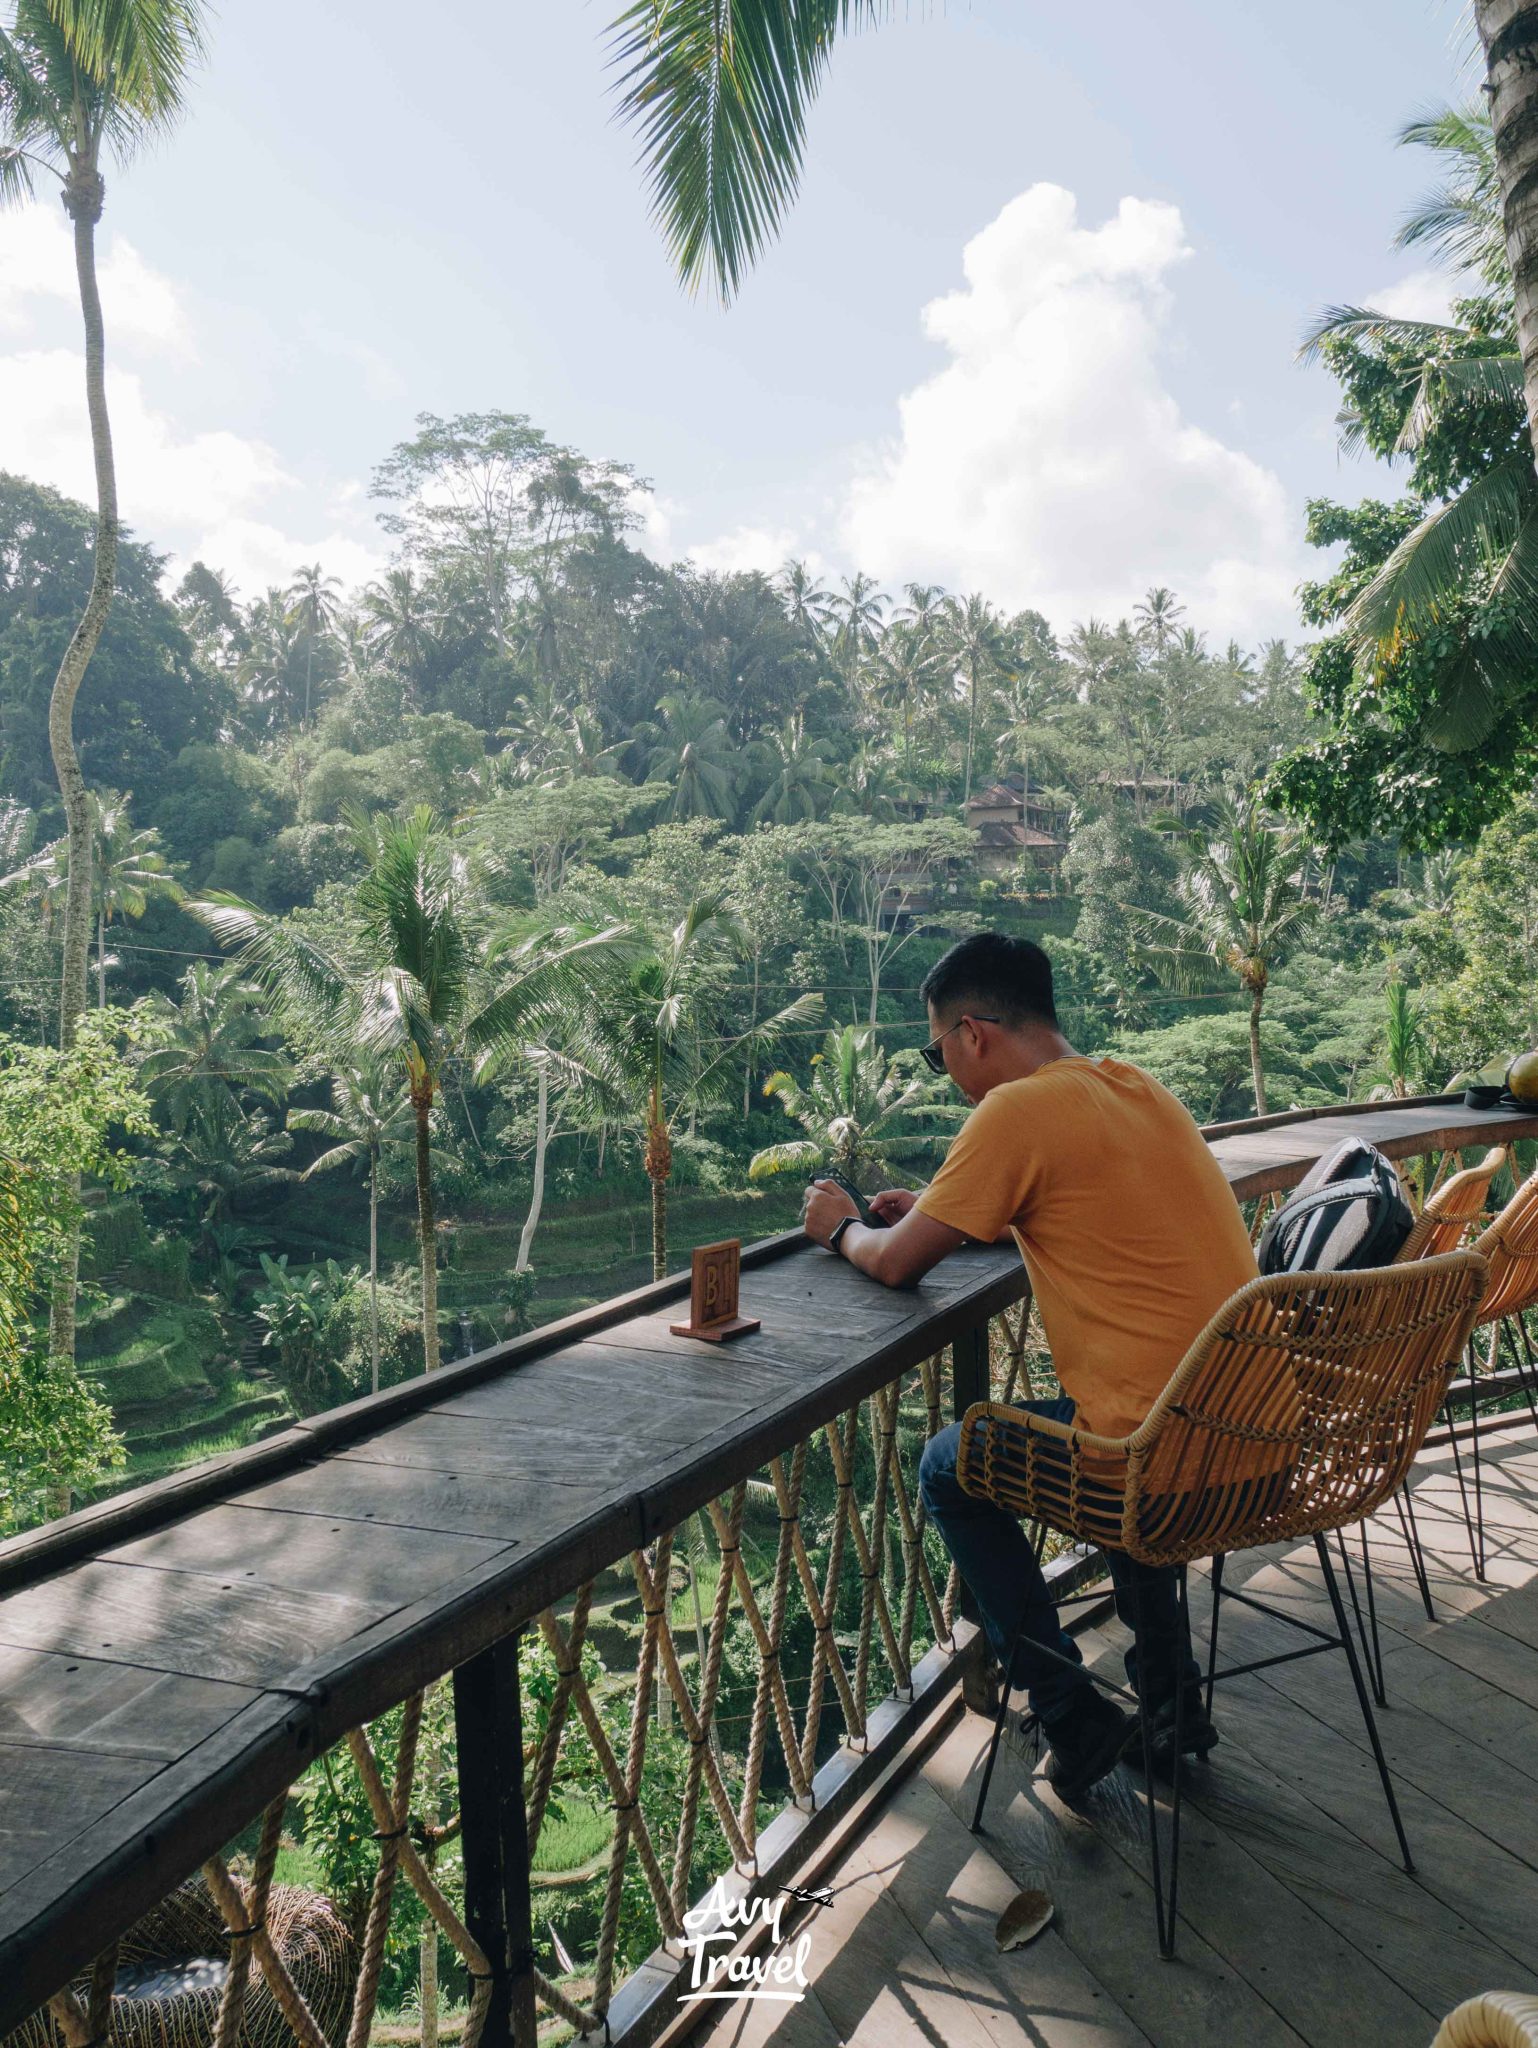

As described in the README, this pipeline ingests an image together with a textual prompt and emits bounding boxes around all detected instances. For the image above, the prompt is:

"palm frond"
[43,0,207,122]
[1346,450,1535,644]
[192,894,355,1035]
[1297,304,1469,364]
[607,0,886,303]
[747,1138,823,1181]
[1398,353,1522,453]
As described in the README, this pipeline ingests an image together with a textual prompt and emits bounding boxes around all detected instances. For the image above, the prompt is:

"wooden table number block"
[670,1239,761,1343]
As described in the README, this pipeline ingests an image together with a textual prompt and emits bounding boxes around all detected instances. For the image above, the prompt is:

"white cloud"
[684,522,799,577]
[0,210,192,357]
[0,222,386,596]
[1367,267,1455,325]
[836,184,1300,638]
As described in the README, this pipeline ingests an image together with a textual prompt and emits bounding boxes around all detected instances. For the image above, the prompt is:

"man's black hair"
[919,931,1058,1029]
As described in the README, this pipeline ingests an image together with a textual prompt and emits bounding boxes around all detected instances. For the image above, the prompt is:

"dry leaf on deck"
[995,1887,1054,1951]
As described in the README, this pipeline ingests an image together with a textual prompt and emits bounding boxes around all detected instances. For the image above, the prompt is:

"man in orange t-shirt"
[803,931,1257,1799]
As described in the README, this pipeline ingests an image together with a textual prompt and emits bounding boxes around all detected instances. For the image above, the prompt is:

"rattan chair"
[1445,1165,1538,1578]
[957,1251,1488,1958]
[1431,1992,1538,2048]
[1376,1148,1512,1620]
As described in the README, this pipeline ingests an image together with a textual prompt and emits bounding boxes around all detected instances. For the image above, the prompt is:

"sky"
[0,0,1480,644]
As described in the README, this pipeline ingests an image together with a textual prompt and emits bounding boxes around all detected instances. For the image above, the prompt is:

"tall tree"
[288,1058,413,1397]
[1477,1,1538,467]
[286,563,342,727]
[944,593,1006,802]
[0,0,205,1367]
[1131,793,1318,1116]
[198,808,620,1373]
[567,897,818,1278]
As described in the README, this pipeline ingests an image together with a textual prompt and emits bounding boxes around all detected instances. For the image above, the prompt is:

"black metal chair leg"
[1393,1483,1436,1623]
[1359,1523,1386,1701]
[971,1606,1027,1834]
[1164,1566,1189,1961]
[1441,1382,1481,1579]
[1315,1534,1415,1874]
[1204,1553,1226,1722]
[1335,1528,1385,1708]
[1131,1575,1176,1958]
[1469,1338,1487,1580]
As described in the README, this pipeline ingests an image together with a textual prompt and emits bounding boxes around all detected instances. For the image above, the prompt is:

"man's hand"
[803,1178,857,1248]
[869,1188,919,1224]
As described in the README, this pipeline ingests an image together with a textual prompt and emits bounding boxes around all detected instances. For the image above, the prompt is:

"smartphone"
[817,1168,890,1229]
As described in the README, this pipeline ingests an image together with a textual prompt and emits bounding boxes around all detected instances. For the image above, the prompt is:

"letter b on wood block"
[671,1240,761,1343]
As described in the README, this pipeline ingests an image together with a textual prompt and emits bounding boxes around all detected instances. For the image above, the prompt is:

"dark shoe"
[1040,1686,1133,1801]
[1122,1690,1219,1778]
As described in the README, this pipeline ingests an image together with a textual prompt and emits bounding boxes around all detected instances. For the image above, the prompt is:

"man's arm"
[803,1180,968,1287]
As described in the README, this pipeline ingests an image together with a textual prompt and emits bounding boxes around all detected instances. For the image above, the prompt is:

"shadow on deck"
[698,1424,1538,2048]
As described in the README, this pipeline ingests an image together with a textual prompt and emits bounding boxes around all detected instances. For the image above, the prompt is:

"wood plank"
[429,1343,773,1425]
[99,1501,508,1605]
[842,1771,1150,2045]
[921,1713,1308,2048]
[0,1743,164,1896]
[700,1982,845,2048]
[0,1559,384,1687]
[229,1455,623,1543]
[0,1645,253,1760]
[331,1407,714,1484]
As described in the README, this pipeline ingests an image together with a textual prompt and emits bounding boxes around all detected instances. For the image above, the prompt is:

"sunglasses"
[919,1015,999,1074]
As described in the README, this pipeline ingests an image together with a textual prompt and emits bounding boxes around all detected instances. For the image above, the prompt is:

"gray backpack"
[1256,1138,1415,1276]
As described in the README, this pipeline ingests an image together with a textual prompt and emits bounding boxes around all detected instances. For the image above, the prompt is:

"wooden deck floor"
[697,1422,1538,2048]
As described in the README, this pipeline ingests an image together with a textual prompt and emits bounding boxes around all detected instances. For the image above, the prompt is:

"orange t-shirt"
[915,1055,1258,1439]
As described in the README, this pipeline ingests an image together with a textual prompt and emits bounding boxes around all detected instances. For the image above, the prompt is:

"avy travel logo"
[678,1879,831,2004]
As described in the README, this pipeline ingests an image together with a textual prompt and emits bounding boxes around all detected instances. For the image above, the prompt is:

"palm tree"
[776,559,833,648]
[944,593,1006,802]
[1130,793,1317,1116]
[607,1,884,301]
[288,1059,414,1396]
[568,897,820,1279]
[1395,104,1507,286]
[238,588,308,733]
[750,715,834,823]
[137,962,292,1126]
[748,1024,961,1184]
[197,808,620,1373]
[361,566,437,693]
[644,692,738,821]
[3,790,183,1007]
[1134,586,1185,655]
[169,1091,294,1238]
[1299,301,1532,752]
[286,563,343,727]
[827,573,887,700]
[1,0,206,1372]
[1474,7,1538,462]
[868,622,939,769]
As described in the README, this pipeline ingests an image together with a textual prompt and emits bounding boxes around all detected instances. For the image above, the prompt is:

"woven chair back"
[959,1251,1486,1568]
[1395,1148,1507,1265]
[1468,1165,1538,1327]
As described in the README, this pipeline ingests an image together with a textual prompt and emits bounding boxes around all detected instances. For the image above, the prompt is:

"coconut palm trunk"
[1247,985,1268,1119]
[411,1069,441,1374]
[367,1145,381,1397]
[1479,0,1538,468]
[96,911,107,1009]
[645,1098,671,1282]
[516,1064,548,1273]
[46,172,117,1372]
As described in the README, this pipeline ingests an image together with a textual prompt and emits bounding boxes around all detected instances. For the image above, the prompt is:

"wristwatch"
[828,1214,859,1256]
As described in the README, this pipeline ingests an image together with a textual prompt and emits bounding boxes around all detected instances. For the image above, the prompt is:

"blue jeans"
[919,1398,1199,1726]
